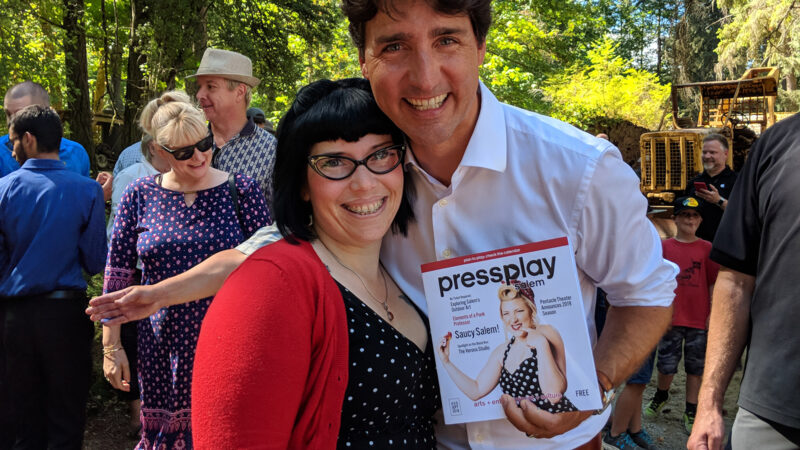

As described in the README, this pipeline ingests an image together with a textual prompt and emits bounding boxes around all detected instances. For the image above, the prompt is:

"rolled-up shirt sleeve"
[235,223,282,256]
[575,148,678,307]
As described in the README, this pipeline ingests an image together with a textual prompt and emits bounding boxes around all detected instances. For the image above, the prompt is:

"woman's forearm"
[102,323,122,348]
[159,248,247,305]
[534,342,567,402]
[441,360,485,401]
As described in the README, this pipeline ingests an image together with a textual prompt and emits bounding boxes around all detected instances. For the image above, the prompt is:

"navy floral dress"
[104,174,270,449]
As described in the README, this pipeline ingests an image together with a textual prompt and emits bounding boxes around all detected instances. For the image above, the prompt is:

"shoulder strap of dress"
[502,336,515,365]
[228,173,243,232]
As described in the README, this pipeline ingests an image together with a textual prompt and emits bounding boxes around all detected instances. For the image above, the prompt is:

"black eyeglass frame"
[307,144,406,181]
[4,138,15,152]
[159,134,214,161]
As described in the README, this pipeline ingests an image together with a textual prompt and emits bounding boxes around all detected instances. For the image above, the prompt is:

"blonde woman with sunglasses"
[102,91,270,449]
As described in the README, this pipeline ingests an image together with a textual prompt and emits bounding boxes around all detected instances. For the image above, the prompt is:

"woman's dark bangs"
[292,88,398,146]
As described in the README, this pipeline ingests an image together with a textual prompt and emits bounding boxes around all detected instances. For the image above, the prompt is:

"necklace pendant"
[386,309,395,321]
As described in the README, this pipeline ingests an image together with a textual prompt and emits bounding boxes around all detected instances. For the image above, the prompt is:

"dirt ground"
[623,359,744,450]
[83,396,141,449]
[82,364,744,449]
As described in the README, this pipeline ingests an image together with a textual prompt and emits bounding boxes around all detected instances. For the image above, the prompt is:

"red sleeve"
[192,255,315,449]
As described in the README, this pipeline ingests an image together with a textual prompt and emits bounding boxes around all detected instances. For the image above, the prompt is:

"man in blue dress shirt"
[1,81,91,178]
[0,105,106,449]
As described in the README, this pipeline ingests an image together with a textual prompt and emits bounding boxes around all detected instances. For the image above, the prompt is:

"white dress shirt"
[381,83,678,449]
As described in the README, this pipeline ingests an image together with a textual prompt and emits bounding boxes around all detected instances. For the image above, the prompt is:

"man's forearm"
[593,305,673,386]
[698,268,753,409]
[157,248,248,305]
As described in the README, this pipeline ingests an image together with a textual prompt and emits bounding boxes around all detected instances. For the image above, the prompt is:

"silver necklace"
[317,240,394,321]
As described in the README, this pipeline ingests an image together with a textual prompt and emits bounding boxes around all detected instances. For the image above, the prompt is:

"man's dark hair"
[342,0,492,52]
[5,81,50,106]
[9,105,62,153]
[703,133,729,151]
[272,77,415,243]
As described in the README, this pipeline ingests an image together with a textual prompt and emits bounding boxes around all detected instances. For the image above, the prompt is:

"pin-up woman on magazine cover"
[437,282,577,413]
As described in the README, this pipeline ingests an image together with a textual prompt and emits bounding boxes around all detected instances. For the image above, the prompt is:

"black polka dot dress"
[498,336,577,412]
[335,283,439,449]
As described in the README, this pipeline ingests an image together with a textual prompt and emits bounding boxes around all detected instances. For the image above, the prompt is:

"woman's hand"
[103,346,131,392]
[87,286,163,324]
[520,327,548,351]
[436,333,453,363]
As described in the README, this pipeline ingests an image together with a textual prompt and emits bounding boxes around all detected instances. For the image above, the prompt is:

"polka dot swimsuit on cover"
[499,336,577,412]
[335,283,439,449]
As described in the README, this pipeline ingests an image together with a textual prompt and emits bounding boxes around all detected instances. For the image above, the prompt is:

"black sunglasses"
[307,144,405,180]
[4,139,13,152]
[159,134,214,161]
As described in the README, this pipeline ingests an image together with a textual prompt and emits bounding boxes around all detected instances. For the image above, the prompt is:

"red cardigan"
[192,239,349,449]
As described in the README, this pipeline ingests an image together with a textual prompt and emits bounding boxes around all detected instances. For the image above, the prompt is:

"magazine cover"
[420,237,602,425]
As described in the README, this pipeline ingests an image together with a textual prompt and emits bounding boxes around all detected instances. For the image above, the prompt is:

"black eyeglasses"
[307,144,405,180]
[159,134,214,161]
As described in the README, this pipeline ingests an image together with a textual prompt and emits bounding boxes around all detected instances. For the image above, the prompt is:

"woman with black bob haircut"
[192,78,439,449]
[272,77,415,242]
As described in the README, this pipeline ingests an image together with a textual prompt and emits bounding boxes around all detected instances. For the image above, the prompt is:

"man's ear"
[359,51,369,79]
[477,39,487,66]
[237,83,247,104]
[21,131,37,154]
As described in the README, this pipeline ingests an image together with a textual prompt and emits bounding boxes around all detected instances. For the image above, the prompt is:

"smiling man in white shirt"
[349,1,676,448]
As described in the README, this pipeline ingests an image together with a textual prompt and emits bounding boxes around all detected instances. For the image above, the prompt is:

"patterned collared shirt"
[212,120,277,207]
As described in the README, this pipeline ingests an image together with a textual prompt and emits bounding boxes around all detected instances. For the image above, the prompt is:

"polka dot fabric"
[335,283,439,449]
[498,336,577,412]
[104,174,270,449]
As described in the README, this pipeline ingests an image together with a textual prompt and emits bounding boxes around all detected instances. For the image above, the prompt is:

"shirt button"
[442,248,452,258]
[439,199,448,207]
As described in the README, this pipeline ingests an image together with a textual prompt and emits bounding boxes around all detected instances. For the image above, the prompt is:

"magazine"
[420,237,602,424]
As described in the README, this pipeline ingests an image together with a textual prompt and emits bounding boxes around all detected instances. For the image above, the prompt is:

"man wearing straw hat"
[187,48,277,207]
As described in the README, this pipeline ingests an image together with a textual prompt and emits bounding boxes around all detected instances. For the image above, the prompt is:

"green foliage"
[249,5,361,123]
[715,0,799,109]
[542,39,671,130]
[667,0,722,85]
[207,0,341,116]
[482,0,606,112]
[0,0,67,133]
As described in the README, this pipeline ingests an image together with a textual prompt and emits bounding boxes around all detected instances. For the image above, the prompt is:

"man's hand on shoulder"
[500,395,592,439]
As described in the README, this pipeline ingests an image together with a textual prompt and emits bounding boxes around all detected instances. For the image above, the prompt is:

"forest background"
[0,0,798,172]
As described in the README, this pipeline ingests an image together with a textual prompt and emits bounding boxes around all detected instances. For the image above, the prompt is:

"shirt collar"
[209,119,257,149]
[459,82,507,173]
[21,158,66,170]
[705,166,734,179]
[403,82,508,177]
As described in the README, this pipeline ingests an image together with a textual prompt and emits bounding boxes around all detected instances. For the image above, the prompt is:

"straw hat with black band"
[186,48,260,88]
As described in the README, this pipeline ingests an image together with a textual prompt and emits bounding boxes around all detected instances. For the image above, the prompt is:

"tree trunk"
[656,13,662,79]
[63,0,95,170]
[121,0,150,149]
